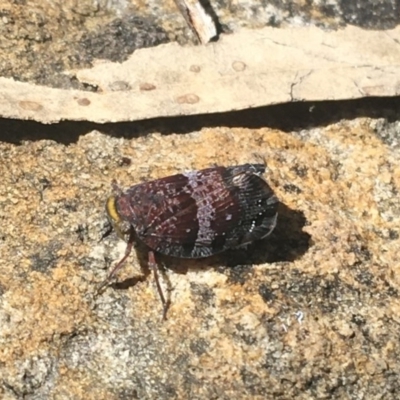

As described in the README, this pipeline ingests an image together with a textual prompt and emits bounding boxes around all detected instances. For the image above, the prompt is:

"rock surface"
[1,118,400,399]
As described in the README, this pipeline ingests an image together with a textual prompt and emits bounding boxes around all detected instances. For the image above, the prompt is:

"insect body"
[99,164,278,319]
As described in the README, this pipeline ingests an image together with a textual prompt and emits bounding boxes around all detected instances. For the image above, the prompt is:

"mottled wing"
[119,172,202,256]
[119,164,278,258]
[223,166,278,246]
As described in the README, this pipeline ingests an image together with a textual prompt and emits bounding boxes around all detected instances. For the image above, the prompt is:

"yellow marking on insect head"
[106,195,121,224]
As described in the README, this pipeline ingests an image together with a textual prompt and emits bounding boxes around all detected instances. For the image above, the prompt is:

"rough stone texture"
[0,0,399,88]
[1,117,400,399]
[0,1,171,89]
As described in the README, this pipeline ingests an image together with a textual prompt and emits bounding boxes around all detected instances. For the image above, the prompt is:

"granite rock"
[0,120,399,399]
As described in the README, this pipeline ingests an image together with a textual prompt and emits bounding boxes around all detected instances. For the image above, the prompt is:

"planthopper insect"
[98,164,279,319]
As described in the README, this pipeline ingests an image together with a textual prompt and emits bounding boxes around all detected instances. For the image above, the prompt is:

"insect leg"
[97,230,135,292]
[148,251,170,320]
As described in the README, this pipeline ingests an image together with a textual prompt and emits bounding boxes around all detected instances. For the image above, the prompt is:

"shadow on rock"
[112,201,311,280]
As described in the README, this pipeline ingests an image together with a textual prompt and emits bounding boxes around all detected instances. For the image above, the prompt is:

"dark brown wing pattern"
[117,164,278,258]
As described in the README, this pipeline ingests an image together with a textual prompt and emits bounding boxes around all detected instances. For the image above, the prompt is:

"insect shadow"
[111,202,310,290]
